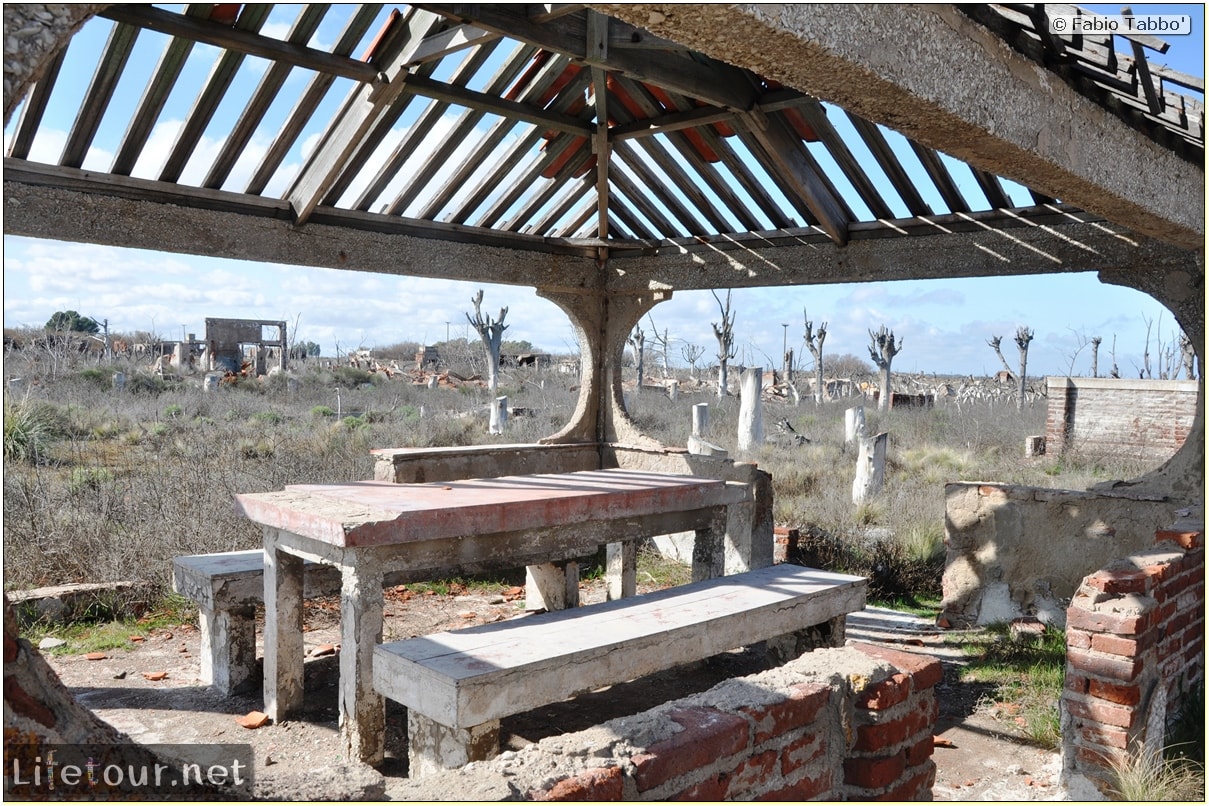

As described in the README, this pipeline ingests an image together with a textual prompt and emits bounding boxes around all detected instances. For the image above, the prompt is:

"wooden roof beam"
[286,9,443,225]
[741,110,850,245]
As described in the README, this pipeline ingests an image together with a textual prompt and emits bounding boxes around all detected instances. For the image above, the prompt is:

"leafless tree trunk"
[681,342,705,380]
[804,311,827,405]
[467,289,508,394]
[645,314,672,378]
[1090,336,1102,378]
[1139,314,1154,379]
[987,335,1013,377]
[1014,326,1033,411]
[1179,332,1197,380]
[628,326,645,389]
[868,326,902,411]
[712,289,737,398]
[1110,334,1120,378]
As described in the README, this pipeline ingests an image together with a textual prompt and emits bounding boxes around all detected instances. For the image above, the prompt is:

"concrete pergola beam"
[593,3,1205,250]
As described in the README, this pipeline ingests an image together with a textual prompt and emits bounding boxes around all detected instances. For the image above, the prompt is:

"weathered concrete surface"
[593,3,1203,249]
[940,482,1177,627]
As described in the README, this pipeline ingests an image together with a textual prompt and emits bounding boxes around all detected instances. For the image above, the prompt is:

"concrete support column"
[263,533,304,723]
[738,366,764,452]
[845,405,865,445]
[339,558,386,765]
[197,604,256,695]
[524,561,579,611]
[537,287,671,447]
[692,507,727,582]
[407,711,500,779]
[606,541,637,601]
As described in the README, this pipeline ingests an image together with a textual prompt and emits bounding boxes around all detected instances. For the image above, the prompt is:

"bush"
[4,401,64,463]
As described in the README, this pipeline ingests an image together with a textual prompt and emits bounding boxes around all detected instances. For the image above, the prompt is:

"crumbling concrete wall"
[387,643,941,801]
[1046,376,1198,460]
[940,482,1178,628]
[204,317,287,375]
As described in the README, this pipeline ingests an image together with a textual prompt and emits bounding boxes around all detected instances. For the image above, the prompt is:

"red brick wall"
[1062,518,1205,793]
[1045,377,1197,459]
[523,643,942,801]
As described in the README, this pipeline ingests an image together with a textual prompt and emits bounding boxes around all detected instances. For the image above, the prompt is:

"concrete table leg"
[605,541,637,600]
[198,604,256,694]
[407,711,500,778]
[263,536,304,722]
[525,561,579,611]
[340,560,386,765]
[692,508,726,582]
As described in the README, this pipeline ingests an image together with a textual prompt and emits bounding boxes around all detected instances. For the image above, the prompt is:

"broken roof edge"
[590,3,1204,251]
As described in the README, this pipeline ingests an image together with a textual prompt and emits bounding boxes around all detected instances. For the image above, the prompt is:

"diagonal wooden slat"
[741,111,851,244]
[158,4,274,183]
[533,177,595,236]
[611,76,760,233]
[8,46,66,160]
[608,160,680,236]
[286,8,444,224]
[415,42,540,218]
[784,99,894,220]
[349,41,500,211]
[98,4,378,83]
[203,4,333,190]
[245,4,382,196]
[969,167,1011,209]
[612,140,706,235]
[111,4,215,177]
[497,134,594,231]
[909,143,971,214]
[380,42,534,216]
[695,123,798,230]
[60,20,140,169]
[844,111,933,217]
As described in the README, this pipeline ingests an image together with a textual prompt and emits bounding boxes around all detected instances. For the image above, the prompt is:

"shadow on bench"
[373,563,866,777]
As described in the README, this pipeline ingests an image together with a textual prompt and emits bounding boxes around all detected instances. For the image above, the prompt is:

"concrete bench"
[174,550,431,694]
[373,563,867,777]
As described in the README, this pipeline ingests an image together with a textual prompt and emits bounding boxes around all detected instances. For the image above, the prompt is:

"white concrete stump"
[524,561,579,611]
[198,605,256,694]
[8,377,25,397]
[203,373,220,392]
[488,396,508,434]
[1025,435,1046,457]
[667,381,679,402]
[286,376,299,393]
[407,711,500,778]
[692,402,709,437]
[844,406,865,445]
[606,542,637,601]
[427,375,439,390]
[111,373,125,392]
[737,366,764,452]
[852,431,888,504]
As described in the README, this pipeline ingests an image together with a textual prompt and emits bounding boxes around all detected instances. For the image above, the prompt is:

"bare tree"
[628,326,646,388]
[867,325,902,411]
[1090,336,1102,378]
[1014,326,1033,411]
[681,342,705,380]
[1137,313,1154,379]
[1179,332,1197,380]
[986,335,1013,378]
[466,289,508,394]
[1110,334,1120,378]
[804,310,827,405]
[646,314,672,378]
[711,289,737,398]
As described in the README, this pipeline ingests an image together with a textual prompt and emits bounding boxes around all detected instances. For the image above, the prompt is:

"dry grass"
[3,348,1154,604]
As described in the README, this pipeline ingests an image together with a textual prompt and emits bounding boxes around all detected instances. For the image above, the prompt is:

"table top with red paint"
[235,469,743,548]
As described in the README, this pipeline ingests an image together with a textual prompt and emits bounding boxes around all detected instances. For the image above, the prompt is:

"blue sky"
[3,4,1203,378]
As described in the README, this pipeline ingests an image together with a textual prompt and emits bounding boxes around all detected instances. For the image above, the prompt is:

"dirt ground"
[37,583,1097,801]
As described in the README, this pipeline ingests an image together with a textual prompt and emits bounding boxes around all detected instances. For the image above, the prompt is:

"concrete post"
[524,561,579,611]
[203,373,220,392]
[339,560,386,765]
[853,431,888,504]
[692,402,709,437]
[263,535,304,725]
[489,396,508,434]
[606,542,637,601]
[111,373,125,392]
[737,366,764,452]
[7,377,25,397]
[407,712,500,779]
[667,380,679,402]
[427,375,438,390]
[844,405,865,445]
[198,605,256,694]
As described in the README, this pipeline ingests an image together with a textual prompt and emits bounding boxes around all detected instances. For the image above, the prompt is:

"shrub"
[311,405,334,418]
[4,401,63,463]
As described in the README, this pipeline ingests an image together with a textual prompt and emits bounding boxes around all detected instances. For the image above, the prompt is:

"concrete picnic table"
[234,468,752,765]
